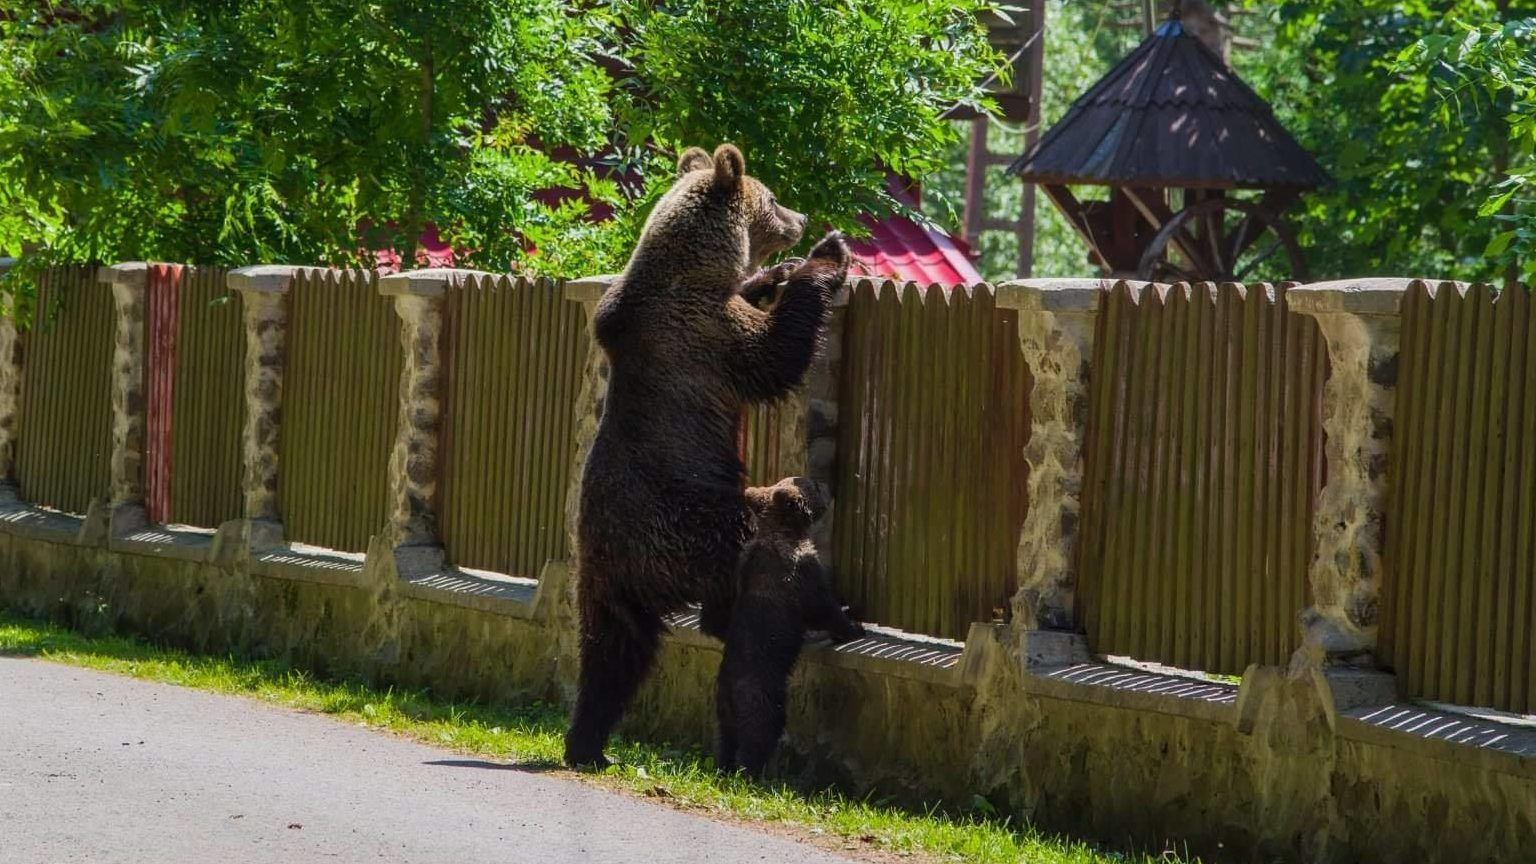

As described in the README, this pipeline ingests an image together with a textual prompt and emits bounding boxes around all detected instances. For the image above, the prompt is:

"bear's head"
[746,476,828,534]
[628,144,807,289]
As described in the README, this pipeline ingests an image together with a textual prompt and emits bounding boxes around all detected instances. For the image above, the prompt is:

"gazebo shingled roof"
[1008,17,1328,191]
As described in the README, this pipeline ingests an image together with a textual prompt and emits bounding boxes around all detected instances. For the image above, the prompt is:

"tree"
[1397,17,1536,282]
[0,0,1006,285]
[1255,0,1536,282]
[615,0,1003,237]
[0,0,622,274]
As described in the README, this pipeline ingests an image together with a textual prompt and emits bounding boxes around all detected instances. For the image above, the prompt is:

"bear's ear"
[676,147,712,177]
[744,486,774,516]
[712,144,745,190]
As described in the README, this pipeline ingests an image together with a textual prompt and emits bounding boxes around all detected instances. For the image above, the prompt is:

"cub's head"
[745,476,828,535]
[631,144,806,285]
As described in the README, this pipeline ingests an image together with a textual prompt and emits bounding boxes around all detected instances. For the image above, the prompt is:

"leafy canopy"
[0,0,624,274]
[1396,17,1536,282]
[0,0,1004,281]
[618,0,1003,233]
[1258,0,1536,282]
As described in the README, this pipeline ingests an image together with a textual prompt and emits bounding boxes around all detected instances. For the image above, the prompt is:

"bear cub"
[716,477,865,777]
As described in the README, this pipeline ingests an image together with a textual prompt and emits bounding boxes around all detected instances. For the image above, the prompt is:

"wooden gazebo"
[1008,10,1328,283]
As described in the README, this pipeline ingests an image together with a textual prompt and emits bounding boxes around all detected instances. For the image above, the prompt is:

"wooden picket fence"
[437,275,588,578]
[16,258,1536,718]
[16,267,113,515]
[1075,282,1327,675]
[1382,282,1536,714]
[279,269,399,553]
[142,265,245,528]
[831,279,1032,641]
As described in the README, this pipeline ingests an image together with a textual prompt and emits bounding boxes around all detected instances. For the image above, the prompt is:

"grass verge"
[0,613,1192,864]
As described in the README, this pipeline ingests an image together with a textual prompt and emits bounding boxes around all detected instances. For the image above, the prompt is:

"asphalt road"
[0,658,852,864]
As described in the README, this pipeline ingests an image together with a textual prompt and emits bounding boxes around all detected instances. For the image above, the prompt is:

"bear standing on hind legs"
[564,143,851,769]
[717,477,864,777]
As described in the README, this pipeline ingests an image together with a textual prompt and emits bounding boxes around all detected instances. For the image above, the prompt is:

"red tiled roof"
[371,173,983,285]
[847,176,983,286]
[371,224,456,272]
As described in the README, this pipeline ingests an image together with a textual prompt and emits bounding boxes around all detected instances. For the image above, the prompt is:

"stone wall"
[1,512,1532,864]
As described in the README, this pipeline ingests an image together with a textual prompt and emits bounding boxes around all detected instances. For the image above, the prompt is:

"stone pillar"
[376,267,491,550]
[228,265,300,548]
[552,275,616,687]
[1286,278,1416,666]
[99,262,150,529]
[0,258,21,487]
[561,276,615,561]
[994,279,1107,642]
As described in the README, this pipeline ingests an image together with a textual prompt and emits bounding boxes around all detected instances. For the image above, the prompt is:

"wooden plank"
[1518,287,1536,712]
[1453,285,1496,706]
[1432,286,1475,701]
[869,283,900,625]
[1194,283,1221,670]
[893,283,923,633]
[1494,287,1530,710]
[1232,285,1260,670]
[1149,284,1180,664]
[1406,284,1452,699]
[1258,286,1283,665]
[1473,285,1512,708]
[1041,185,1113,273]
[1075,282,1118,638]
[1109,282,1144,655]
[833,283,873,616]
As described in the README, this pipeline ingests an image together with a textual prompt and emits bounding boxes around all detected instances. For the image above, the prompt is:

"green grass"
[0,613,1192,864]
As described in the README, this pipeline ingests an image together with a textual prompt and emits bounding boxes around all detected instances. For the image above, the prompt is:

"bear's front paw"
[770,257,805,280]
[808,231,850,269]
[829,620,866,644]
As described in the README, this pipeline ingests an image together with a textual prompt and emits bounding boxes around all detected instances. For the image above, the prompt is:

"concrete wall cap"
[565,275,618,304]
[98,262,150,288]
[995,278,1115,313]
[1286,278,1453,316]
[228,265,302,294]
[378,267,497,297]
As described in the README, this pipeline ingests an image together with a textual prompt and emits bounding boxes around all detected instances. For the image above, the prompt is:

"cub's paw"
[769,257,806,280]
[808,231,850,269]
[829,620,867,644]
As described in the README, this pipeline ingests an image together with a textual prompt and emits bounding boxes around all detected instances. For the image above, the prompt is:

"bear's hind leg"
[731,673,789,779]
[563,599,664,769]
[714,663,739,773]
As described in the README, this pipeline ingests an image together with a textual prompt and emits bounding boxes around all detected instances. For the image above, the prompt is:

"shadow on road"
[423,758,560,774]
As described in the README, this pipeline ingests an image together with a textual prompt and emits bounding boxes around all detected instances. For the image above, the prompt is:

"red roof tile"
[370,175,983,285]
[847,179,983,286]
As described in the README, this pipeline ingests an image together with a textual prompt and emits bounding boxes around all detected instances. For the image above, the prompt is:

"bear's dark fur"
[716,477,864,777]
[564,144,850,768]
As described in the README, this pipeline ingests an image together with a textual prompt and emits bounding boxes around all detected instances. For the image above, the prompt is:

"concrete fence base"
[2,496,1531,864]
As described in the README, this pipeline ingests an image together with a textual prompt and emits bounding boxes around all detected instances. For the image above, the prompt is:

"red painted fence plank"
[144,264,183,524]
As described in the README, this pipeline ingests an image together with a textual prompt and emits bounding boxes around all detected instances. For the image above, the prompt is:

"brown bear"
[564,144,850,768]
[716,477,864,777]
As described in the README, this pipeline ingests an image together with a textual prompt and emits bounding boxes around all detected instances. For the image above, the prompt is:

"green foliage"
[1396,17,1536,282]
[1256,0,1536,281]
[0,1,1006,283]
[0,0,622,275]
[597,0,1003,239]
